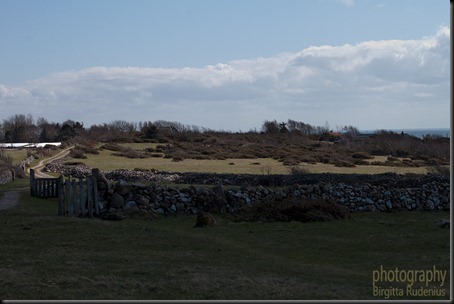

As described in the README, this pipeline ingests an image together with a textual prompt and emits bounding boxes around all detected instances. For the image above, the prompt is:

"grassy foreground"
[0,179,450,300]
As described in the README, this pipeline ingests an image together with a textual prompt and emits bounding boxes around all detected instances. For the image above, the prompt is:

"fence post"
[71,180,77,216]
[58,176,64,215]
[87,177,93,217]
[45,179,50,197]
[79,178,84,217]
[30,169,35,196]
[66,177,73,216]
[92,169,100,215]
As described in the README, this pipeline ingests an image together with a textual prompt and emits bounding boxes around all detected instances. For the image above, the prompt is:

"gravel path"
[28,147,72,178]
[0,148,72,211]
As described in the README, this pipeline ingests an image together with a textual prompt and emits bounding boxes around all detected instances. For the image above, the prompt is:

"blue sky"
[0,0,450,131]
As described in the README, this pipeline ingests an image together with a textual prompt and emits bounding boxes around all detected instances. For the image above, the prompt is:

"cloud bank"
[0,26,449,131]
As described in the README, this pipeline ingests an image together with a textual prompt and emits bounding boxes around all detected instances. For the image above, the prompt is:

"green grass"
[0,179,450,300]
[1,148,29,165]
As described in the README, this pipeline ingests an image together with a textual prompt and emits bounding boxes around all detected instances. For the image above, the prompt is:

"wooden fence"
[29,169,59,198]
[30,168,100,217]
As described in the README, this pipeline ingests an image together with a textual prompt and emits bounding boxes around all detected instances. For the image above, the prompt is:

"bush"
[112,147,148,159]
[351,152,372,159]
[100,143,124,152]
[14,166,26,178]
[334,160,356,167]
[353,159,370,166]
[75,144,99,155]
[429,165,450,178]
[148,153,163,158]
[239,197,350,223]
[289,165,309,175]
[69,149,86,159]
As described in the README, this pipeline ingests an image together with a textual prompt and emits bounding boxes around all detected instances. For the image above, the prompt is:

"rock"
[194,212,217,227]
[135,195,150,206]
[101,213,125,221]
[385,200,392,209]
[365,198,374,205]
[212,185,226,198]
[424,200,435,210]
[115,181,131,196]
[110,192,125,208]
[124,205,140,215]
[437,219,450,228]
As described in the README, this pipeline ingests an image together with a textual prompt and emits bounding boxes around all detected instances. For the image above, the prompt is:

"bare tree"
[2,114,37,142]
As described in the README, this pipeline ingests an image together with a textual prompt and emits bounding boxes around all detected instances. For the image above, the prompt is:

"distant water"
[361,128,450,139]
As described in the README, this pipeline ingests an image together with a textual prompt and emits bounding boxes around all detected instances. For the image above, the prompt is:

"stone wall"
[94,172,450,218]
[42,161,450,216]
[0,169,14,185]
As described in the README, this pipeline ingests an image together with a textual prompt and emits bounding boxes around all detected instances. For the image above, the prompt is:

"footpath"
[0,147,72,211]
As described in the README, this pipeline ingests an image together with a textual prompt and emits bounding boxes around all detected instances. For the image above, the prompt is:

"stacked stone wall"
[92,172,450,218]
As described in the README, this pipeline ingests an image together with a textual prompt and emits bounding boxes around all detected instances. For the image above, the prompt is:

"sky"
[0,0,450,131]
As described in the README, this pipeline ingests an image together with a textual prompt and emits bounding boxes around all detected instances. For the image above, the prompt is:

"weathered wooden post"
[58,175,64,215]
[66,176,72,216]
[79,178,84,217]
[71,179,77,216]
[87,177,93,217]
[30,169,35,197]
[92,168,100,215]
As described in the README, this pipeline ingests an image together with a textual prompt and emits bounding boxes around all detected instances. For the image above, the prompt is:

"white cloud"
[0,27,450,130]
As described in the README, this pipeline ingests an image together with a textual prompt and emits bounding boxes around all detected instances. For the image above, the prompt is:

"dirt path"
[29,146,73,178]
[0,147,72,211]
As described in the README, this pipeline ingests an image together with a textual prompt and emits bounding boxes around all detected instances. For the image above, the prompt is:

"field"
[0,136,450,300]
[0,179,450,300]
[58,143,436,175]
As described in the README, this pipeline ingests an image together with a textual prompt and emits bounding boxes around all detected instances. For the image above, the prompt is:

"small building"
[0,142,62,148]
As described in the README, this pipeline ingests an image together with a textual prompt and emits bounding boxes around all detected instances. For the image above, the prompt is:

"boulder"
[437,219,450,228]
[194,212,217,227]
[101,212,125,221]
[110,192,125,208]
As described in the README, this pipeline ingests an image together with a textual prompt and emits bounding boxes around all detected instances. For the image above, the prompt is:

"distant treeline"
[0,114,447,144]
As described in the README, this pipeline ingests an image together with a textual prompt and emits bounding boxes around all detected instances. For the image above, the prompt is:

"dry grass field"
[59,143,436,175]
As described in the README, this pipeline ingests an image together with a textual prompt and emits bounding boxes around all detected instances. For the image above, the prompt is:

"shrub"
[14,166,26,178]
[75,144,99,155]
[334,160,356,167]
[353,159,370,166]
[69,149,86,159]
[100,143,124,152]
[239,197,350,223]
[351,152,372,159]
[112,147,148,159]
[429,165,450,178]
[63,161,86,166]
[289,165,309,175]
[148,153,163,158]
